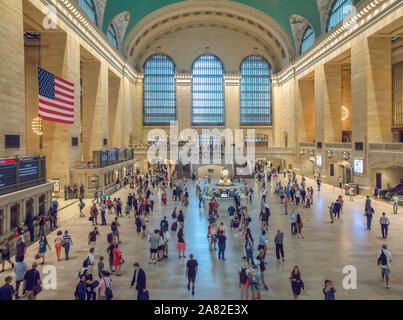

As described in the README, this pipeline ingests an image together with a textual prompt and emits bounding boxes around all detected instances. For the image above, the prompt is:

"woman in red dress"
[112,244,123,276]
[161,192,167,206]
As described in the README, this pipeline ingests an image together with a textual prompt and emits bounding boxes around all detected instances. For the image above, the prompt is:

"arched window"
[327,0,352,32]
[240,55,272,125]
[107,24,118,48]
[78,0,98,25]
[300,27,315,54]
[191,54,224,126]
[143,55,176,125]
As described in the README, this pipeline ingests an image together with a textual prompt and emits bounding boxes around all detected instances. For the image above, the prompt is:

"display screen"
[316,154,322,166]
[19,158,39,182]
[221,190,229,198]
[108,149,118,162]
[0,160,17,188]
[353,158,364,174]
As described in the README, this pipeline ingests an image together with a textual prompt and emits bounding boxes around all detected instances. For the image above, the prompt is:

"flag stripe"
[38,103,74,116]
[54,96,74,106]
[55,82,74,94]
[54,89,74,100]
[39,97,74,112]
[54,75,74,87]
[38,106,74,118]
[38,114,74,124]
[38,109,74,121]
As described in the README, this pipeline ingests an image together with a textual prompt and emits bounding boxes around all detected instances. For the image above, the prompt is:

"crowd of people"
[0,163,399,300]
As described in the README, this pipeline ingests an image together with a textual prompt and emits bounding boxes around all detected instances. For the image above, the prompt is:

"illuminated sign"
[316,154,322,166]
[353,158,364,174]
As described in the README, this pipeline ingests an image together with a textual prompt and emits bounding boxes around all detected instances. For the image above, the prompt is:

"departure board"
[0,159,17,188]
[19,157,39,182]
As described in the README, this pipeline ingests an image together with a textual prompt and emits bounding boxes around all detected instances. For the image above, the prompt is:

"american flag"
[38,67,75,124]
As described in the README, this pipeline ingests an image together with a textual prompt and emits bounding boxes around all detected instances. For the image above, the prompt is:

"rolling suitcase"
[171,221,178,232]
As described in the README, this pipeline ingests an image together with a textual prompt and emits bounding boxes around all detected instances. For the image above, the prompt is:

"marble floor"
[3,175,403,300]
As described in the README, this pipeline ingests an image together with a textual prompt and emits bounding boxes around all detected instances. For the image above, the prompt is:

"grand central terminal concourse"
[0,0,403,304]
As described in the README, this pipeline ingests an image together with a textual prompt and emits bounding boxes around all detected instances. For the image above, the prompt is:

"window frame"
[191,54,225,127]
[300,26,315,54]
[239,55,272,126]
[326,0,352,32]
[143,54,177,126]
[78,0,98,26]
[107,23,118,49]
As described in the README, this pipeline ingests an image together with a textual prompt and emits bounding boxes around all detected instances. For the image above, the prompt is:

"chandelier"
[31,117,43,135]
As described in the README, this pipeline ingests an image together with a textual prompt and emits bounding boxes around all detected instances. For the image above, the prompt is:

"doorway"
[376,173,382,189]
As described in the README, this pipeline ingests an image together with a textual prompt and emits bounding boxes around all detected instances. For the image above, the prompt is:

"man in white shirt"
[379,212,390,239]
[290,211,297,236]
[261,188,267,202]
[377,244,392,289]
[392,195,399,214]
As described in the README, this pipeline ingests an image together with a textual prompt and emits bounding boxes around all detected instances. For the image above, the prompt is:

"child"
[98,256,104,278]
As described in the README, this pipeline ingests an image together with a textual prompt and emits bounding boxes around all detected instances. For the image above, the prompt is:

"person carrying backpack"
[377,244,392,289]
[97,271,112,300]
[238,258,250,300]
[250,261,263,300]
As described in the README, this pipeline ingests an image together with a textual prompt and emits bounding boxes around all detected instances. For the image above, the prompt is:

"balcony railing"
[325,143,352,150]
[369,143,403,152]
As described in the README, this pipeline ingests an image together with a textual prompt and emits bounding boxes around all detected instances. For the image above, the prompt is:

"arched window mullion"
[107,24,118,49]
[78,0,98,25]
[300,27,315,54]
[326,0,352,32]
[143,55,176,126]
[240,55,272,126]
[191,54,224,126]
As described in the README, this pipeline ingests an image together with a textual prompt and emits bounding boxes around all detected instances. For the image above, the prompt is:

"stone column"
[224,76,240,131]
[108,71,124,148]
[133,79,143,143]
[297,78,315,142]
[81,60,108,160]
[176,75,192,134]
[40,32,81,188]
[0,0,26,157]
[351,37,392,143]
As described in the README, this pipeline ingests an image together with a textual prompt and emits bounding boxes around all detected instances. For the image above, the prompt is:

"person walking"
[130,263,147,300]
[290,266,304,300]
[365,206,374,230]
[97,271,112,300]
[112,244,123,276]
[274,229,285,262]
[37,235,51,265]
[0,276,15,300]
[62,230,73,260]
[379,212,390,239]
[149,229,159,264]
[100,201,107,226]
[256,251,269,290]
[377,244,392,289]
[296,214,304,239]
[244,228,254,266]
[23,262,41,300]
[238,257,250,300]
[284,195,289,215]
[392,194,399,214]
[54,231,64,261]
[178,210,185,230]
[90,203,98,226]
[290,211,297,236]
[186,253,198,295]
[0,239,14,272]
[177,228,187,259]
[249,260,263,300]
[88,227,100,247]
[217,230,227,260]
[14,256,27,299]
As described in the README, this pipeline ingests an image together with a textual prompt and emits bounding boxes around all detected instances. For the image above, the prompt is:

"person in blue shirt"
[14,256,27,299]
[100,201,107,226]
[228,205,235,217]
[0,276,15,300]
[323,280,336,300]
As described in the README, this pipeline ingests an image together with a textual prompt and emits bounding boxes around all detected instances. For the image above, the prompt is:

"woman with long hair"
[176,229,186,259]
[54,231,63,261]
[244,228,254,266]
[290,266,304,300]
[296,214,304,239]
[38,235,51,265]
[158,230,165,261]
[112,244,123,276]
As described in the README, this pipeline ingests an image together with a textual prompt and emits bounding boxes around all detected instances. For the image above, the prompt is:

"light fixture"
[299,149,306,155]
[309,149,315,156]
[32,117,43,135]
[327,150,334,158]
[341,105,349,121]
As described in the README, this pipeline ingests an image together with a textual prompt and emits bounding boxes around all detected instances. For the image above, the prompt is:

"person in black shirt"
[107,239,116,273]
[217,231,227,261]
[23,262,41,300]
[160,217,169,232]
[88,227,100,247]
[186,254,198,295]
[0,276,15,300]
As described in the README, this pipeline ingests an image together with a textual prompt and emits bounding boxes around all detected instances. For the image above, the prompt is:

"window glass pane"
[78,0,97,25]
[240,55,272,125]
[300,27,315,54]
[107,24,118,48]
[191,55,224,126]
[327,0,352,32]
[143,55,176,125]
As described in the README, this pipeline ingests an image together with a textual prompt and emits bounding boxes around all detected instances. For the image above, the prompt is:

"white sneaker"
[386,285,390,289]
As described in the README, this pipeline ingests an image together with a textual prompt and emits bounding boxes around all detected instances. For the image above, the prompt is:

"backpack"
[378,250,387,266]
[251,269,261,284]
[83,255,91,268]
[104,279,113,300]
[239,268,248,284]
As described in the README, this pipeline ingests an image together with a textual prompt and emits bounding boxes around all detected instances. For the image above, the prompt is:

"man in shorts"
[378,244,392,289]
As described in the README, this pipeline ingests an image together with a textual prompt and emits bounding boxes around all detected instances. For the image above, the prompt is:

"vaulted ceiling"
[102,0,363,44]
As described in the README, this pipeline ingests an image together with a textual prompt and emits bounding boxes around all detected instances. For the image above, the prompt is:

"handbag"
[33,272,42,296]
[35,253,40,260]
[89,216,94,221]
